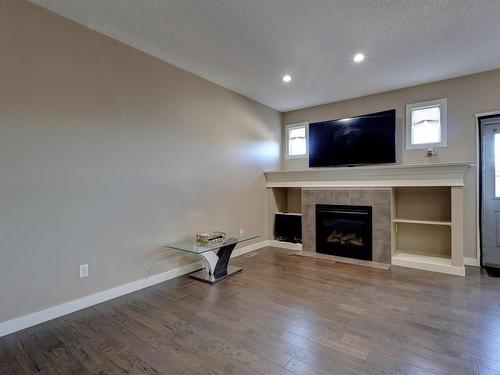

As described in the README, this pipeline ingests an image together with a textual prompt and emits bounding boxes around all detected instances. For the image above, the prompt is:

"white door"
[481,116,500,268]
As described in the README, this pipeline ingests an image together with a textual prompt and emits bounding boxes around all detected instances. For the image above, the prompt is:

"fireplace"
[315,204,372,261]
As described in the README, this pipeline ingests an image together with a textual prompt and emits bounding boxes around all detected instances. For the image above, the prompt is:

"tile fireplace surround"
[302,188,392,263]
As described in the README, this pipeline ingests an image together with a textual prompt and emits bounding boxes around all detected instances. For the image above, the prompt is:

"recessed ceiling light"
[282,74,292,83]
[353,53,365,63]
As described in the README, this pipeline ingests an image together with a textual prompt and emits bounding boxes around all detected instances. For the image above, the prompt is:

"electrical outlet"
[239,228,244,236]
[79,264,89,279]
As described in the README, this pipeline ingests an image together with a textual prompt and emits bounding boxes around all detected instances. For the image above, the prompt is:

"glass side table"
[164,234,259,284]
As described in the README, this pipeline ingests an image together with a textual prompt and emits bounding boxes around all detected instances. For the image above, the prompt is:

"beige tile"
[301,188,393,259]
[335,190,350,205]
[373,240,391,264]
[297,252,391,270]
[302,221,314,235]
[302,203,314,218]
[302,232,315,252]
[373,190,391,206]
[373,206,391,229]
[374,227,391,242]
[315,190,334,204]
[302,190,314,205]
[302,204,315,235]
[350,190,373,205]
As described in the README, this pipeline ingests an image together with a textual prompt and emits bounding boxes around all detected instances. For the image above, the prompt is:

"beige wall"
[0,0,281,323]
[283,68,500,260]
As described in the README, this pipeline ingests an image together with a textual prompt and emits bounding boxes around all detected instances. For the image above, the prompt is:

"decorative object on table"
[196,231,226,244]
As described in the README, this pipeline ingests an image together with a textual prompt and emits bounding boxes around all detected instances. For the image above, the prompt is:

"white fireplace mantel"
[264,162,473,188]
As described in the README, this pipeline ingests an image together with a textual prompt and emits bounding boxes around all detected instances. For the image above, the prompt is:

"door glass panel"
[495,133,500,197]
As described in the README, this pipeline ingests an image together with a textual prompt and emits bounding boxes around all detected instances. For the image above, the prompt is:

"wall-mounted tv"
[309,109,396,167]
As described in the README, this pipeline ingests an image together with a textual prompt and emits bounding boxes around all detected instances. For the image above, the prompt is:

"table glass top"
[165,234,259,254]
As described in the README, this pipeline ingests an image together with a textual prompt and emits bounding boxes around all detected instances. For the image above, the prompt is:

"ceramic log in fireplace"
[315,204,372,261]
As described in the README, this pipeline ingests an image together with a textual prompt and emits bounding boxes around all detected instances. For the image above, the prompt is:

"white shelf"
[392,250,464,276]
[393,218,452,226]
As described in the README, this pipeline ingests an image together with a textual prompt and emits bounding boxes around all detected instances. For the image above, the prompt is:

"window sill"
[406,143,447,150]
[286,154,308,160]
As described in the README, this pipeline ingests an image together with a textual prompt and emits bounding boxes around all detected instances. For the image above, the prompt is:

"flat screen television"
[309,109,396,167]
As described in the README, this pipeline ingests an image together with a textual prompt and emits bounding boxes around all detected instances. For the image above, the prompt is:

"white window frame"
[286,122,309,159]
[406,98,447,150]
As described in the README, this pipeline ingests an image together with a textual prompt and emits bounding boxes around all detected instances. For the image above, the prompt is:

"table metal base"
[189,265,242,284]
[188,240,242,284]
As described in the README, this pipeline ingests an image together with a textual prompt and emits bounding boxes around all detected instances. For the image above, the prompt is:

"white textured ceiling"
[31,0,500,112]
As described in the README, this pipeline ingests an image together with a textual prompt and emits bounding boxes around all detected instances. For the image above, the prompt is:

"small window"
[286,122,308,159]
[406,99,447,149]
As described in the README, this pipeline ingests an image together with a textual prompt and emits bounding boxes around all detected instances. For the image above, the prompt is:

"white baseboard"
[144,261,203,287]
[267,240,303,251]
[232,240,269,257]
[0,261,203,338]
[464,257,480,267]
[0,239,269,338]
[391,257,465,276]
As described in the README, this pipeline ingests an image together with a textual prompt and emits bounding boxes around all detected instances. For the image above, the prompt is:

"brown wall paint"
[283,68,500,259]
[0,0,281,323]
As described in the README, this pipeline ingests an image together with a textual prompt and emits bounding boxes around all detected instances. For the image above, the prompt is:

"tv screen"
[309,109,396,167]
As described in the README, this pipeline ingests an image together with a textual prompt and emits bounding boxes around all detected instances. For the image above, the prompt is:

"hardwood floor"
[2,247,500,374]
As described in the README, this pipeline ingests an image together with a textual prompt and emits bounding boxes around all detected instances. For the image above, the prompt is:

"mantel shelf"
[264,162,473,188]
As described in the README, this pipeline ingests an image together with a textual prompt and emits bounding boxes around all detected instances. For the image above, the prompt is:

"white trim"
[392,218,451,226]
[0,262,202,338]
[464,257,480,267]
[285,122,309,159]
[475,111,500,118]
[476,114,482,266]
[392,257,465,276]
[406,98,447,150]
[392,252,465,276]
[232,240,269,257]
[265,162,472,188]
[475,110,500,267]
[267,180,466,188]
[0,240,269,338]
[267,240,303,251]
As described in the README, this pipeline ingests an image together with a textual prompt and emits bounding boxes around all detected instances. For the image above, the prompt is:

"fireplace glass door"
[316,204,372,261]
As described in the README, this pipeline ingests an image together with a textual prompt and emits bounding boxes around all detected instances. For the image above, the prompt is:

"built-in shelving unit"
[265,163,471,276]
[266,187,303,247]
[268,187,302,214]
[391,187,464,276]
